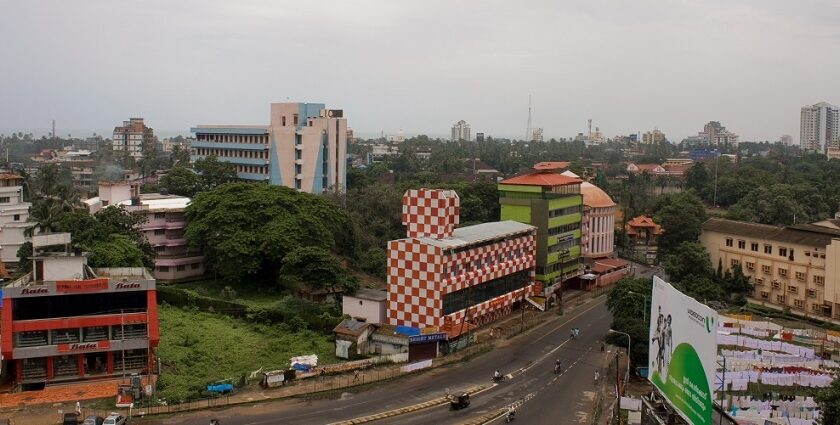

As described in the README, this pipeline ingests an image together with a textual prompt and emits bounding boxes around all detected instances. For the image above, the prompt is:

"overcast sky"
[1,1,838,142]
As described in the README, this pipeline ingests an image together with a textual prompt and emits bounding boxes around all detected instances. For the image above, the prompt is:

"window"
[0,197,9,203]
[547,222,581,236]
[738,240,746,249]
[814,275,825,285]
[295,150,302,160]
[295,179,301,190]
[762,265,771,275]
[13,214,20,221]
[807,289,816,298]
[157,266,170,272]
[795,272,806,281]
[442,270,530,314]
[794,299,804,309]
[750,242,759,252]
[776,294,785,303]
[812,303,821,313]
[154,229,165,235]
[754,277,764,285]
[725,238,733,247]
[548,205,581,218]
[155,246,165,252]
[772,281,781,289]
[764,244,772,254]
[293,114,299,125]
[805,251,811,257]
[760,291,770,299]
[191,263,200,270]
[779,247,787,257]
[746,262,755,271]
[730,259,740,267]
[282,116,286,126]
[787,285,798,294]
[295,164,302,174]
[778,268,788,277]
[154,212,165,219]
[176,265,186,271]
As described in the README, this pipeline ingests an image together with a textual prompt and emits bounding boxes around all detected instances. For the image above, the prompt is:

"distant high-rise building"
[703,121,739,147]
[192,102,347,194]
[642,129,666,144]
[532,128,544,142]
[475,132,485,142]
[800,102,839,155]
[780,135,793,146]
[451,120,471,141]
[112,118,155,159]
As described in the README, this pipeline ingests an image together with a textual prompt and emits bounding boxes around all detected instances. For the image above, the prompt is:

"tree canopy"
[185,183,355,283]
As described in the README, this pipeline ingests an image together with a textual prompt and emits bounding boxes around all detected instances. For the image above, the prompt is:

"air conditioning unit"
[320,109,344,118]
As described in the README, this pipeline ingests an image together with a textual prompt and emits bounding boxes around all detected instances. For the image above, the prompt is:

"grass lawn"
[155,304,339,402]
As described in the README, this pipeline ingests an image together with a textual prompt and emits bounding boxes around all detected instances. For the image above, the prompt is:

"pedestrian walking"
[75,401,81,415]
[353,369,360,383]
[594,370,600,384]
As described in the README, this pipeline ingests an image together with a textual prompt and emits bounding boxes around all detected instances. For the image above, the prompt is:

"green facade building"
[498,171,584,293]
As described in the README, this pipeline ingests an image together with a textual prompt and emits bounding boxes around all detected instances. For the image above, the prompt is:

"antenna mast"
[526,95,532,141]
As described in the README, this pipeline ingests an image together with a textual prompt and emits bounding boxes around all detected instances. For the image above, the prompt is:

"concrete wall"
[342,296,386,324]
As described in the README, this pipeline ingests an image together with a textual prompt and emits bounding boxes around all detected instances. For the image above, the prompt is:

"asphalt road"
[138,296,613,425]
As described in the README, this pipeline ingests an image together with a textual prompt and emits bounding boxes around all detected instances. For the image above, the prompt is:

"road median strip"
[326,385,486,425]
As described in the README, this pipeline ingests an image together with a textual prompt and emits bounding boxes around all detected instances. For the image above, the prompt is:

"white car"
[103,414,126,425]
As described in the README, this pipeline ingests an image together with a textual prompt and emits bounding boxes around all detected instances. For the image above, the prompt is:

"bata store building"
[387,189,536,359]
[1,233,158,389]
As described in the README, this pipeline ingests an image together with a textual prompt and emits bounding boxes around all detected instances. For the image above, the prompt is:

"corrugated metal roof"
[415,220,535,249]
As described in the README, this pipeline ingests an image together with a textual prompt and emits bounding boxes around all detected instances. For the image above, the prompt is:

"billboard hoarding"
[648,276,718,425]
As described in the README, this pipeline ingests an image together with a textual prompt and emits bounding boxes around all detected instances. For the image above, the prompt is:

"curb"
[326,385,486,425]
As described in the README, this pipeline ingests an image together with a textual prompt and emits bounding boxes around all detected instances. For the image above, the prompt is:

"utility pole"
[121,309,127,383]
[615,354,621,424]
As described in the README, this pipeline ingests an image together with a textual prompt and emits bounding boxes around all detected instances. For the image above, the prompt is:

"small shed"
[342,288,387,324]
[333,319,376,359]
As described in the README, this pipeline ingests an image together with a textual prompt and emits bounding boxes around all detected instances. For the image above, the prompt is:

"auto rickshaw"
[449,393,470,410]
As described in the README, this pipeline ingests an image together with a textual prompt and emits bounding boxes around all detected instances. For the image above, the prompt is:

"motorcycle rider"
[494,370,502,381]
[554,359,562,374]
[506,406,516,422]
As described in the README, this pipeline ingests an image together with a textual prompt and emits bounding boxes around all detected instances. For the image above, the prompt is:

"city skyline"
[2,1,839,143]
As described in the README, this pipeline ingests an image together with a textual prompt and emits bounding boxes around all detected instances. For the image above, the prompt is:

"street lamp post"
[608,329,631,395]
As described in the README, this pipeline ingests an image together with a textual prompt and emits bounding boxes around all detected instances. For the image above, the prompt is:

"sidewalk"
[0,289,604,425]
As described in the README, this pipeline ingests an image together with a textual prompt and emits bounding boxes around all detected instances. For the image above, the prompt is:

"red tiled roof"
[626,215,664,235]
[0,174,23,180]
[533,161,571,171]
[634,164,663,171]
[500,171,582,187]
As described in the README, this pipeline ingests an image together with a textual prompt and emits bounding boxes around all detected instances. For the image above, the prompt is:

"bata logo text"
[20,287,48,295]
[115,282,142,289]
[70,343,98,350]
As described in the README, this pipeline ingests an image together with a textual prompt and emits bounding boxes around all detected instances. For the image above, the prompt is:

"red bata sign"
[57,341,111,353]
[115,282,142,290]
[20,287,49,295]
[57,279,109,293]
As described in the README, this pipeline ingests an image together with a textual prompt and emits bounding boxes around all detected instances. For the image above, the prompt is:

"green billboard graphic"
[649,277,718,425]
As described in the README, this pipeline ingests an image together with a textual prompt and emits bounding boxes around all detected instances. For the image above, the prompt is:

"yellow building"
[700,218,840,321]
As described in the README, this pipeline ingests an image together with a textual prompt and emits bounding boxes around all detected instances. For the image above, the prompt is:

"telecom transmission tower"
[526,95,532,141]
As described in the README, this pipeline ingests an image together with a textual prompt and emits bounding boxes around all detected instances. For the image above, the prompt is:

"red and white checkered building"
[387,189,537,336]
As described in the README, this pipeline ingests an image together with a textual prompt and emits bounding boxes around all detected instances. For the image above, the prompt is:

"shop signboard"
[57,340,112,353]
[648,276,717,425]
[409,333,447,344]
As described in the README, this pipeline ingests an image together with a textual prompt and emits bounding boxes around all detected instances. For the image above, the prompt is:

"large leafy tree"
[606,277,653,367]
[193,155,237,191]
[159,166,201,197]
[88,234,145,267]
[662,242,714,283]
[57,206,154,268]
[278,247,360,294]
[185,183,355,283]
[816,377,840,424]
[653,192,707,256]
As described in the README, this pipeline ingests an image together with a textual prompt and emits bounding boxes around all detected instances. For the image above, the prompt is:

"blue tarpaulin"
[395,326,421,336]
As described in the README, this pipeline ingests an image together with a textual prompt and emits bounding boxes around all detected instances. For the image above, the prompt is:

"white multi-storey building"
[800,102,839,158]
[0,174,32,265]
[112,118,155,159]
[451,120,471,142]
[191,103,347,194]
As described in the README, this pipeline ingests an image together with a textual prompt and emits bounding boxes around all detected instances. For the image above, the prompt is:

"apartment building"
[498,169,583,297]
[0,233,158,389]
[387,189,536,340]
[0,174,32,265]
[112,118,155,160]
[85,181,205,282]
[642,129,666,144]
[700,218,840,321]
[800,102,839,158]
[451,120,471,142]
[191,102,347,194]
